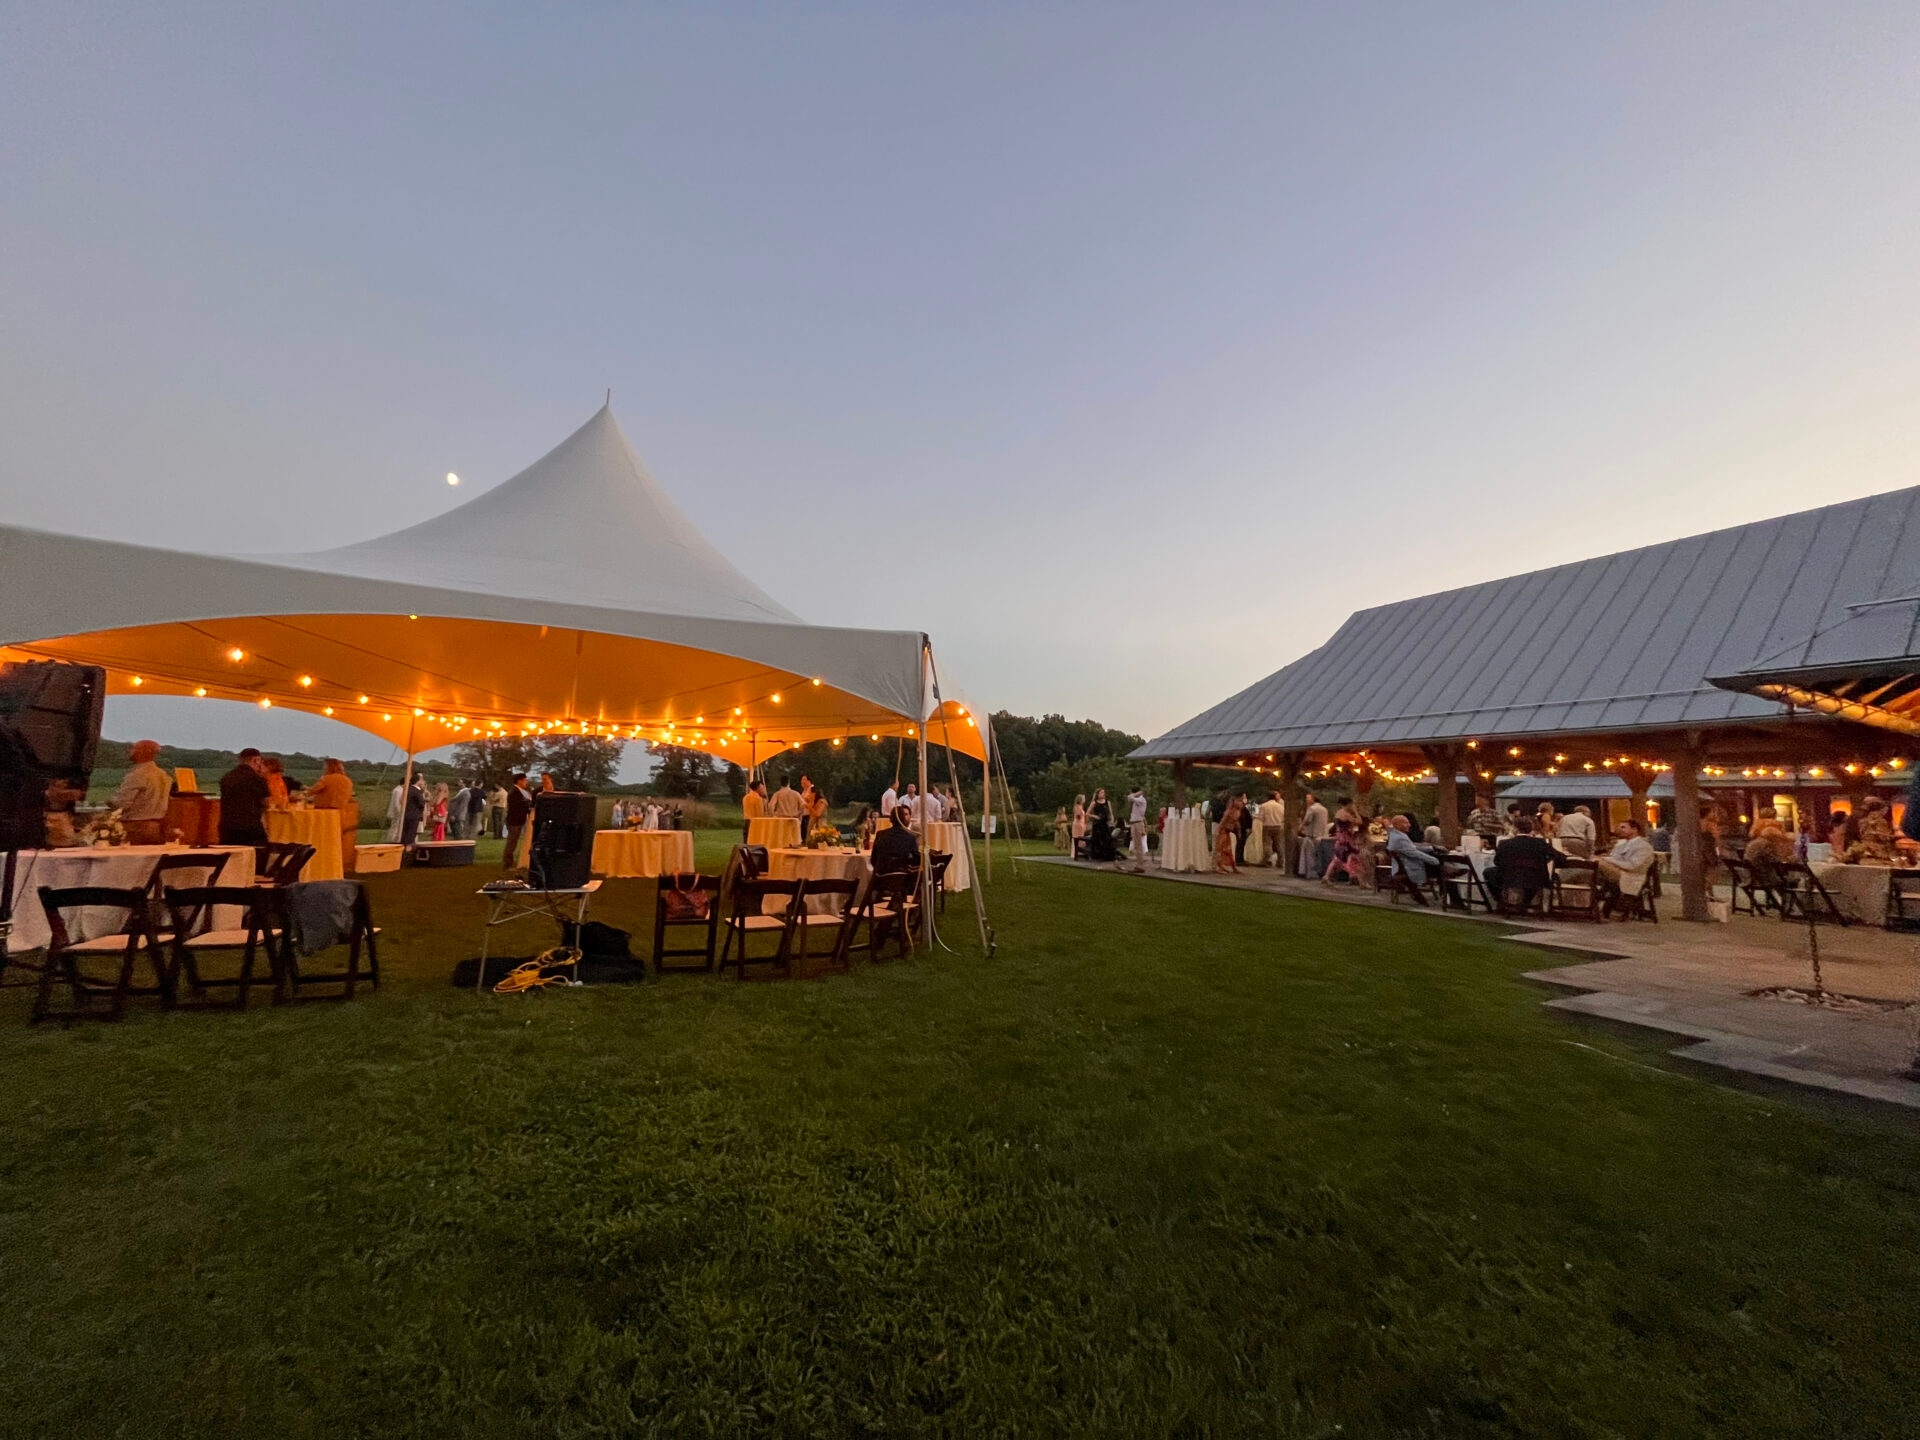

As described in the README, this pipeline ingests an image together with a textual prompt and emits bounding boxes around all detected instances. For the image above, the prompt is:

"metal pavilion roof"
[1136,485,1920,762]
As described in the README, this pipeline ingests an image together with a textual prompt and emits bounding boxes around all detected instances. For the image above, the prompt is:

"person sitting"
[1594,818,1657,908]
[856,805,878,851]
[1464,792,1505,845]
[869,805,921,874]
[1486,816,1557,909]
[1744,808,1795,870]
[1385,814,1450,891]
[1847,796,1897,865]
[111,738,173,845]
[218,748,271,847]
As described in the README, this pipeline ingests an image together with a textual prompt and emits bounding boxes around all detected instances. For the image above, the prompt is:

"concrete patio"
[1035,854,1920,1110]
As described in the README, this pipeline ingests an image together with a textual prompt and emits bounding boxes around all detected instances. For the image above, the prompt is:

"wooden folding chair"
[928,852,954,915]
[794,876,861,976]
[1548,861,1601,920]
[1386,855,1441,907]
[1887,870,1920,932]
[161,885,286,1010]
[278,883,381,1001]
[718,877,805,979]
[1495,881,1551,919]
[254,841,316,888]
[1442,859,1492,912]
[1778,863,1852,927]
[32,885,172,1023]
[1598,867,1659,923]
[864,869,919,960]
[653,872,722,973]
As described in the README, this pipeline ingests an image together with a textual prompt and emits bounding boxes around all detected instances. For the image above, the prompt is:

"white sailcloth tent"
[0,404,988,770]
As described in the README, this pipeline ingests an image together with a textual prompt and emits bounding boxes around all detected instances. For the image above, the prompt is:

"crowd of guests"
[739,773,964,848]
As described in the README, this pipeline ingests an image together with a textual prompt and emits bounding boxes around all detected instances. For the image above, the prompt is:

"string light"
[298,675,313,687]
[131,676,143,686]
[194,687,207,697]
[228,648,245,662]
[258,697,272,709]
[323,707,334,716]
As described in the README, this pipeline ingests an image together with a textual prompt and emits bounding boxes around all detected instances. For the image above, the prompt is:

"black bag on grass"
[561,919,632,960]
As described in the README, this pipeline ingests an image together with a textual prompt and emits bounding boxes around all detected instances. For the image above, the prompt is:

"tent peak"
[262,406,799,625]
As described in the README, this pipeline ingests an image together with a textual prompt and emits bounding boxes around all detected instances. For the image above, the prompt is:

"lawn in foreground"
[2,846,1917,1437]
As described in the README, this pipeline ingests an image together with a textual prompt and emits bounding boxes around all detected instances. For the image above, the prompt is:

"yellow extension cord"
[492,946,583,994]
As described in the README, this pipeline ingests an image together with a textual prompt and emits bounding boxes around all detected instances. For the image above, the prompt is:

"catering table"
[4,845,256,951]
[264,808,345,882]
[1157,812,1209,873]
[1808,861,1893,926]
[747,816,802,850]
[765,846,872,913]
[592,828,696,879]
[922,821,972,891]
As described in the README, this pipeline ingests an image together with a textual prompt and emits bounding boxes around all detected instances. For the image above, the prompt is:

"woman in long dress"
[430,783,450,842]
[1214,796,1244,873]
[1087,789,1118,862]
[1071,793,1089,859]
[1053,807,1070,851]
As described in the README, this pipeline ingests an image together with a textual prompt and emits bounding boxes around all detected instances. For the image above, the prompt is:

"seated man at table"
[869,805,921,874]
[112,738,173,845]
[1485,816,1557,905]
[1385,814,1454,891]
[217,748,270,847]
[1595,818,1656,899]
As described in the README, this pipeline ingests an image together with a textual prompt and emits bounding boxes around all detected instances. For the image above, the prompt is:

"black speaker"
[0,661,105,852]
[528,791,596,890]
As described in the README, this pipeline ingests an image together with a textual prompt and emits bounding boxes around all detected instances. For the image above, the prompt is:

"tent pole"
[918,644,934,952]
[927,649,993,953]
[981,712,993,883]
[399,712,417,844]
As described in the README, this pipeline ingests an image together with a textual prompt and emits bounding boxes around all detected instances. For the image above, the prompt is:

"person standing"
[485,782,508,839]
[1053,806,1070,852]
[880,780,898,820]
[218,748,271,848]
[308,758,357,874]
[401,777,427,847]
[768,775,805,838]
[1557,803,1598,856]
[1087,788,1118,862]
[430,783,450,842]
[742,778,767,839]
[465,780,486,839]
[1071,793,1089,859]
[261,755,289,809]
[1214,795,1246,873]
[1299,792,1330,876]
[1464,792,1505,846]
[1255,790,1286,867]
[1126,786,1150,868]
[111,739,173,845]
[502,773,533,869]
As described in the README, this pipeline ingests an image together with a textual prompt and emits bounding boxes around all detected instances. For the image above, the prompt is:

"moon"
[446,472,460,486]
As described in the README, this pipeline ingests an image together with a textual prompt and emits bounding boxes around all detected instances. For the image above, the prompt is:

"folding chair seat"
[1386,856,1441,907]
[1495,882,1550,919]
[1549,862,1601,921]
[32,886,172,1023]
[162,885,287,1010]
[253,841,316,888]
[718,878,805,978]
[1887,870,1920,932]
[653,872,722,973]
[278,881,381,1001]
[1598,867,1659,923]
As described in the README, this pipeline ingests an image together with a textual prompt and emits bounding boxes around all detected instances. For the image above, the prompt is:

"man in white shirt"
[922,788,945,825]
[1255,791,1286,866]
[1126,787,1150,867]
[1558,803,1599,854]
[1297,792,1331,876]
[112,739,173,844]
[880,782,898,820]
[1596,818,1656,897]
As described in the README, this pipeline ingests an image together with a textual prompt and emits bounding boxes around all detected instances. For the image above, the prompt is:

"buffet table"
[264,809,345,882]
[592,828,697,879]
[4,845,256,951]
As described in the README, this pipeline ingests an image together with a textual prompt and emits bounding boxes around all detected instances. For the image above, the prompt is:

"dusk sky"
[6,3,1920,771]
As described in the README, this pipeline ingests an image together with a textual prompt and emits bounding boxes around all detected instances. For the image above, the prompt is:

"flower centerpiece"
[806,824,842,850]
[81,807,128,848]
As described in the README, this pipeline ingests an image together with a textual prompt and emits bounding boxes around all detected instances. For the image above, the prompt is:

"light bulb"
[446,472,460,486]
[228,648,245,662]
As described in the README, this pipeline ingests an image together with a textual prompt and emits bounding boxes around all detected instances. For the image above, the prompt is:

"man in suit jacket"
[217,748,270,847]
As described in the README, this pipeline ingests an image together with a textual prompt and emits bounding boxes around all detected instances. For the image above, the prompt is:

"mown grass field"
[2,838,1917,1437]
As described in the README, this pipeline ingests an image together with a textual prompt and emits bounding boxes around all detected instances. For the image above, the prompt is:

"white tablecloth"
[5,845,257,951]
[264,809,345,882]
[747,816,802,850]
[1808,861,1892,925]
[765,847,872,913]
[1158,814,1209,873]
[922,821,972,891]
[592,828,696,878]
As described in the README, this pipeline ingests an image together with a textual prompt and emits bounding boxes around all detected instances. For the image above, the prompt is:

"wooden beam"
[1672,738,1708,921]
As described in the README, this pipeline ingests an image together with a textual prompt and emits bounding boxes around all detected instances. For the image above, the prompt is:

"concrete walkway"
[1033,854,1920,1110]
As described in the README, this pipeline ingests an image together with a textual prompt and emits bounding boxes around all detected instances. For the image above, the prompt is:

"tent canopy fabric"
[0,406,985,762]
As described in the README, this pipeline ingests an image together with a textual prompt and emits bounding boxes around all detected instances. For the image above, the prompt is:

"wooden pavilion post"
[1624,767,1654,830]
[1170,760,1190,809]
[1422,745,1464,845]
[1672,735,1708,922]
[1277,752,1307,877]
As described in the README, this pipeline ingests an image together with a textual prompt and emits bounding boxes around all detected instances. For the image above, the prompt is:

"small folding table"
[473,880,601,991]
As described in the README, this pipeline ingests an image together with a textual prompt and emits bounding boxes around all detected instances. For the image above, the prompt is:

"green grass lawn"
[3,839,1918,1436]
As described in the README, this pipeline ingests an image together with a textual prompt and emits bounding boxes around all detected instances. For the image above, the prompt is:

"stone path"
[1032,854,1920,1110]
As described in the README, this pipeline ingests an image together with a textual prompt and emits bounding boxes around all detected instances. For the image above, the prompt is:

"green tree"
[450,736,541,789]
[651,744,716,798]
[537,736,624,792]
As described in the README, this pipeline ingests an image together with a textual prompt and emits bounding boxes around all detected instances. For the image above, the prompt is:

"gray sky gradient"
[5,3,1919,770]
